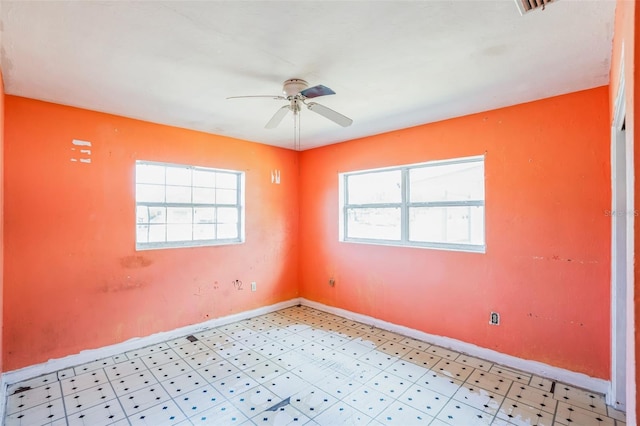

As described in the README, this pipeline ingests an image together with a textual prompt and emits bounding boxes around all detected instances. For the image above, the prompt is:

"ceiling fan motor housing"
[283,79,309,97]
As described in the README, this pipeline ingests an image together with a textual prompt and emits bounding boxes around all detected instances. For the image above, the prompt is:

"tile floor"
[3,305,627,425]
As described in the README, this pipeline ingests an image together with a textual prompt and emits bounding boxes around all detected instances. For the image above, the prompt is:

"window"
[339,156,485,252]
[135,161,244,250]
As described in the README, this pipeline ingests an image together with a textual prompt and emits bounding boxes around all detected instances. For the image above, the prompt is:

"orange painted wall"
[3,96,299,371]
[0,69,4,374]
[299,87,611,379]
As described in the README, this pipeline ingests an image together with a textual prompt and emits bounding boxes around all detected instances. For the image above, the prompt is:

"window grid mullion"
[401,168,409,244]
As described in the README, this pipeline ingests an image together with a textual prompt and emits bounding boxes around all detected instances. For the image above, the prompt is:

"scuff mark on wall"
[120,255,153,268]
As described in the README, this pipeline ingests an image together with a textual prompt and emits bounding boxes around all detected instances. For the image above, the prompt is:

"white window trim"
[339,155,486,253]
[135,160,245,250]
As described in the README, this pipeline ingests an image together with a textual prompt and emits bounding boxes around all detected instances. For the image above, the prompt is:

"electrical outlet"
[489,312,500,325]
[251,281,256,291]
[329,278,335,287]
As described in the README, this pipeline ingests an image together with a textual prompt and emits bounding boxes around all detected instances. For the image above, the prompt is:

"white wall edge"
[300,298,610,397]
[1,298,302,390]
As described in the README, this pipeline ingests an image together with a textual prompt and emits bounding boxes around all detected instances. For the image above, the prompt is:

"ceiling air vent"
[514,0,556,15]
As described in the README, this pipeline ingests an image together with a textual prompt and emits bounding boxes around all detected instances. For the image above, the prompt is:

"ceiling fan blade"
[300,85,335,99]
[227,95,286,100]
[265,105,290,129]
[307,102,353,127]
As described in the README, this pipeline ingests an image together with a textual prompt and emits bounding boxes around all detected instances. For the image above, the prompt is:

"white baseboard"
[299,298,610,397]
[1,296,612,421]
[1,298,302,389]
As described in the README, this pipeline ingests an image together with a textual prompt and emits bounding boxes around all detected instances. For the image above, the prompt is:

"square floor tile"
[119,384,171,416]
[313,401,374,426]
[454,354,493,372]
[250,403,310,425]
[173,385,226,418]
[61,369,109,395]
[489,365,531,385]
[128,400,186,425]
[466,369,513,396]
[230,385,281,417]
[73,358,115,375]
[343,384,393,417]
[506,383,557,414]
[63,383,116,415]
[160,371,207,397]
[289,385,337,419]
[150,358,193,381]
[417,370,464,398]
[433,359,474,381]
[553,383,608,415]
[6,382,62,415]
[66,399,126,426]
[263,372,310,399]
[196,359,241,382]
[211,371,260,397]
[436,399,494,425]
[399,383,449,416]
[375,400,433,424]
[125,343,170,360]
[105,358,148,381]
[554,401,615,426]
[366,371,413,397]
[111,371,158,395]
[402,350,442,369]
[5,398,66,426]
[495,398,554,426]
[452,383,504,415]
[387,358,429,382]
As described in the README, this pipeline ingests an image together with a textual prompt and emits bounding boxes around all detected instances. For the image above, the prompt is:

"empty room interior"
[0,0,638,425]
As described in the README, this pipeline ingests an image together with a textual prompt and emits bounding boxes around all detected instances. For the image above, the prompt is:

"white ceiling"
[0,1,616,150]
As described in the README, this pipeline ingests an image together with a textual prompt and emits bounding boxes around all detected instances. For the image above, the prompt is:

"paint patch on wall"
[271,169,281,184]
[71,139,91,164]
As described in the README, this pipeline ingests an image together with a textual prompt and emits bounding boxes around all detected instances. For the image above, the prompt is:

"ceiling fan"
[227,78,353,129]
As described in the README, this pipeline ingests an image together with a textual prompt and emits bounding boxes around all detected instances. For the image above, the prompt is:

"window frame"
[135,160,245,251]
[339,155,485,253]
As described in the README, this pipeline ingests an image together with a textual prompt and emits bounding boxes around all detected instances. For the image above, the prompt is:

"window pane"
[193,169,216,188]
[216,189,237,204]
[166,166,191,186]
[136,164,165,184]
[167,207,192,224]
[347,170,401,204]
[216,172,237,189]
[194,208,215,224]
[136,184,165,203]
[194,224,215,240]
[346,208,401,240]
[148,224,166,243]
[409,206,484,245]
[148,207,166,224]
[167,224,192,241]
[217,207,238,223]
[193,187,215,204]
[136,206,149,224]
[410,161,484,202]
[136,225,149,243]
[217,223,238,239]
[166,185,192,203]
